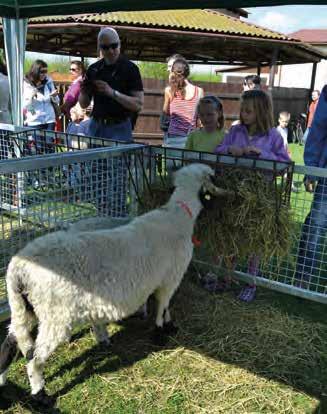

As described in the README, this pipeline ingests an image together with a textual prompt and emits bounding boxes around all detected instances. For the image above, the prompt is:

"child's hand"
[243,146,261,155]
[304,178,315,193]
[228,146,244,157]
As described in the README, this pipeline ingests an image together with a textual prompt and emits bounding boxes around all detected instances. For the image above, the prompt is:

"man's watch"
[113,89,119,99]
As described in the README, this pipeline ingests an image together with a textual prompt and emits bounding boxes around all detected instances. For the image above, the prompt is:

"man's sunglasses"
[100,43,119,51]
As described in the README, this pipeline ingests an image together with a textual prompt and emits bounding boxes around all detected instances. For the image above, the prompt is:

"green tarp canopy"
[0,0,327,19]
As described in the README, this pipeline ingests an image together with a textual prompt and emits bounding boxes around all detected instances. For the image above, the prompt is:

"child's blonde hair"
[240,90,274,135]
[70,103,84,121]
[197,95,224,130]
[279,111,290,120]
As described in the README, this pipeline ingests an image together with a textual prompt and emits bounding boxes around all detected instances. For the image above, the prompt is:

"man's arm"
[92,80,143,113]
[113,89,144,113]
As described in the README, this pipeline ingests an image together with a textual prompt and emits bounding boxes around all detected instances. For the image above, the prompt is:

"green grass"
[0,274,326,413]
[289,143,304,166]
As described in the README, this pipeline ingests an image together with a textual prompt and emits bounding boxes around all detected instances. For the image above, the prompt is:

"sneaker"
[238,285,256,302]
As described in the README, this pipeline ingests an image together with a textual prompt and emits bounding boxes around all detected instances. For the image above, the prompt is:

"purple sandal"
[238,285,256,302]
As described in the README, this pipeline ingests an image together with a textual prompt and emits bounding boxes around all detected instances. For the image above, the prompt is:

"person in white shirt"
[276,111,291,151]
[0,59,12,124]
[23,59,59,130]
[277,111,300,192]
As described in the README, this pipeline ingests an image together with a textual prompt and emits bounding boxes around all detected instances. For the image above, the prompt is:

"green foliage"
[24,56,71,74]
[189,71,222,83]
[137,61,168,80]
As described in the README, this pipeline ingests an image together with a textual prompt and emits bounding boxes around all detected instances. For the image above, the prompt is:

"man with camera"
[79,27,144,142]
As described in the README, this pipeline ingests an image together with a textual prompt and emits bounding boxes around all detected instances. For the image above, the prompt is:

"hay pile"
[139,168,294,263]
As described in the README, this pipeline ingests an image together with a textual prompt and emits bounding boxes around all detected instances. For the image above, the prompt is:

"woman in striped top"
[163,58,204,148]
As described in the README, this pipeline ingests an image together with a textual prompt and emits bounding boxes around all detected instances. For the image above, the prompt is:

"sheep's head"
[174,163,228,207]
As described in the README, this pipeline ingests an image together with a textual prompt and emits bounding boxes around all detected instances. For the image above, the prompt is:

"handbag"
[160,112,170,132]
[50,96,61,119]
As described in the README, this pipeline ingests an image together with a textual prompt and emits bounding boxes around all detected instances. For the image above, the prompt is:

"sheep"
[0,163,225,405]
[67,216,148,320]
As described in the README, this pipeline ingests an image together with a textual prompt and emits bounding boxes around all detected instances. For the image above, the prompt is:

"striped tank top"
[168,86,200,137]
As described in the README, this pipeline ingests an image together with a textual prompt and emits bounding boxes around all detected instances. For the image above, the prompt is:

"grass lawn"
[289,143,304,166]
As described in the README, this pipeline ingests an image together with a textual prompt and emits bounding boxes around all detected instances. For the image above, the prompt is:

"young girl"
[215,90,291,302]
[185,95,225,152]
[163,58,204,148]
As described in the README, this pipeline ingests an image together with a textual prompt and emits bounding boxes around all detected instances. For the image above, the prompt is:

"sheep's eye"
[205,194,211,200]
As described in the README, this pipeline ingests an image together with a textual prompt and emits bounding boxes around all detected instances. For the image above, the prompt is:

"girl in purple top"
[61,61,86,118]
[215,90,290,302]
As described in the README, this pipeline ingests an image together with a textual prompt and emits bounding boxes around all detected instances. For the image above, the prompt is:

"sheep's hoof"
[152,327,168,346]
[163,321,178,336]
[32,389,55,407]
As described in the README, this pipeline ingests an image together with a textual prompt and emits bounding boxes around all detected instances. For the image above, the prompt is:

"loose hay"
[139,168,294,263]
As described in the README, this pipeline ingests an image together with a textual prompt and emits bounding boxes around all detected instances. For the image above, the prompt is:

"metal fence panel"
[0,145,145,312]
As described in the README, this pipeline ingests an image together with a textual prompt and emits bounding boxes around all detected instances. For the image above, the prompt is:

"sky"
[245,5,327,35]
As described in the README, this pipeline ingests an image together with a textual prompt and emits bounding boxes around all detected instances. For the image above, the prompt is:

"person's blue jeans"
[87,118,132,143]
[295,178,327,283]
[302,127,311,146]
[86,118,133,217]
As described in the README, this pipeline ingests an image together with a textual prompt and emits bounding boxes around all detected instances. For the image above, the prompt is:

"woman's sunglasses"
[39,68,48,74]
[100,43,119,51]
[70,67,78,72]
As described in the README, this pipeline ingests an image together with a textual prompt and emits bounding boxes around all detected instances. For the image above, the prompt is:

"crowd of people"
[0,25,325,303]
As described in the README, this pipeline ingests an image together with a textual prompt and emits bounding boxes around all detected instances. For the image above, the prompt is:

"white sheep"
[0,163,224,405]
[67,216,148,320]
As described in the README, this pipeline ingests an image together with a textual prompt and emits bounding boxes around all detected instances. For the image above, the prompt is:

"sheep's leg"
[153,288,178,345]
[131,302,148,320]
[0,332,19,386]
[10,310,36,359]
[0,301,37,386]
[91,323,110,346]
[27,322,69,406]
[164,308,171,324]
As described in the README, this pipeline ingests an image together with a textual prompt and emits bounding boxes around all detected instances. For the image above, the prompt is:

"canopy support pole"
[3,18,28,127]
[268,47,279,91]
[310,62,317,92]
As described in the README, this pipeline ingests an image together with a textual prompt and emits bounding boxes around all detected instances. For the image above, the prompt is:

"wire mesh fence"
[0,138,326,321]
